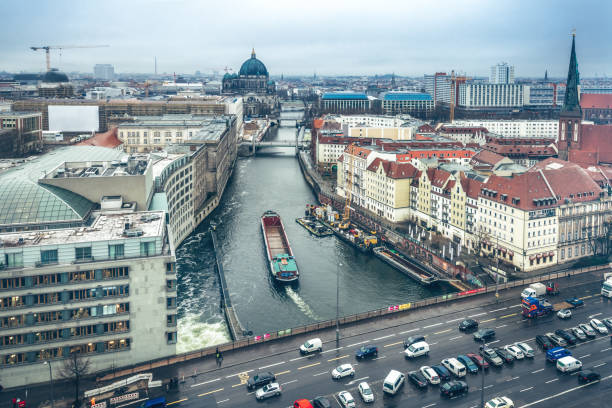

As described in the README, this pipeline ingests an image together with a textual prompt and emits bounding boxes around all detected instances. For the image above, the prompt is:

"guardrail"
[97,262,609,382]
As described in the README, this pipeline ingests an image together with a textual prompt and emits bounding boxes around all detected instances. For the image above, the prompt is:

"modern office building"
[381,92,433,115]
[424,73,451,105]
[525,83,566,106]
[320,93,373,113]
[93,64,115,81]
[490,62,515,84]
[451,120,559,140]
[458,83,524,108]
[0,112,43,157]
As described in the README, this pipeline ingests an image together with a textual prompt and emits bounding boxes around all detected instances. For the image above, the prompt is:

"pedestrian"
[215,347,221,366]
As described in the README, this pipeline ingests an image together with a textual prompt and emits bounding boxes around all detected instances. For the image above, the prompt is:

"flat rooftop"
[43,155,150,179]
[0,211,165,248]
[118,114,231,129]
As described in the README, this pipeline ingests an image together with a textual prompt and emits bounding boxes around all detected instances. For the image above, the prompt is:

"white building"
[490,62,515,84]
[424,73,451,105]
[93,64,115,81]
[458,83,524,108]
[451,120,559,140]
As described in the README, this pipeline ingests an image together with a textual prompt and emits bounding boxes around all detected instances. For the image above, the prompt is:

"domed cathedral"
[222,49,277,117]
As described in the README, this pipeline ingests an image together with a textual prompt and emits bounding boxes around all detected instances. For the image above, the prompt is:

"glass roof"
[0,146,125,227]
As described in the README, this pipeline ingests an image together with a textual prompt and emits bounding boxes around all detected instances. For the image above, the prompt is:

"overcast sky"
[1,0,611,77]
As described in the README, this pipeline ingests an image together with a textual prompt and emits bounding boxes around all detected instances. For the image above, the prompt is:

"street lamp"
[336,262,341,344]
[44,360,55,408]
[480,341,487,408]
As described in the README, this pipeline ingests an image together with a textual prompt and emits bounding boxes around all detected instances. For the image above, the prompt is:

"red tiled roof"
[581,93,612,109]
[427,168,452,188]
[568,124,612,165]
[417,124,436,133]
[481,172,556,211]
[367,157,418,179]
[345,144,372,158]
[470,149,507,168]
[484,142,557,157]
[76,127,122,148]
[460,175,484,199]
[528,162,603,204]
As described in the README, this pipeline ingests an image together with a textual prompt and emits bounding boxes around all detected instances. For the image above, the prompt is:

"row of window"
[0,285,129,310]
[0,267,128,291]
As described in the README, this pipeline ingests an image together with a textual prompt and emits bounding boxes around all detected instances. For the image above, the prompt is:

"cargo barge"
[296,216,333,237]
[261,211,299,282]
[373,246,437,285]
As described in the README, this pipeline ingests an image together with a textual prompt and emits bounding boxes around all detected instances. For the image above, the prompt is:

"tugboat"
[261,211,299,282]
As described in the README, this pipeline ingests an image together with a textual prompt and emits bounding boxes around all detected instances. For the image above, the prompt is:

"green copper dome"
[239,49,268,77]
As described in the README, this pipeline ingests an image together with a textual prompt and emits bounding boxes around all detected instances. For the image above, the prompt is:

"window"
[109,244,124,259]
[75,247,92,261]
[40,249,58,265]
[140,241,154,256]
[4,252,23,268]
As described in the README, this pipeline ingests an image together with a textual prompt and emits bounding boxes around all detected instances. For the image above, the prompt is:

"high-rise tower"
[558,33,582,161]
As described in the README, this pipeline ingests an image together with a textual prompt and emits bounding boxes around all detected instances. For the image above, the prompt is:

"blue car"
[566,297,584,307]
[355,344,378,359]
[457,355,479,374]
[431,364,452,381]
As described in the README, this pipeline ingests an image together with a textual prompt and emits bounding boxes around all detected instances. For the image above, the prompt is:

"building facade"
[381,93,433,115]
[321,93,372,114]
[450,119,559,140]
[490,62,515,84]
[93,64,115,81]
[458,83,524,108]
[0,112,43,157]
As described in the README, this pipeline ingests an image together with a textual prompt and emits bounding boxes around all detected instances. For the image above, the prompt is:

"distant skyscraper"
[94,64,114,81]
[490,62,515,84]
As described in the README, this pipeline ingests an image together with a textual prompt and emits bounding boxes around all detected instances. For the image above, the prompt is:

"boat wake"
[285,286,321,321]
[177,312,231,354]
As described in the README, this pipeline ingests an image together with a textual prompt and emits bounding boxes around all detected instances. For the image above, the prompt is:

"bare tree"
[58,352,91,405]
[471,226,491,258]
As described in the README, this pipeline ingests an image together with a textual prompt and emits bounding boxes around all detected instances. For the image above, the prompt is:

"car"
[566,297,584,307]
[494,347,515,364]
[514,342,535,358]
[555,329,577,345]
[546,332,568,347]
[459,319,479,331]
[442,357,467,377]
[578,323,597,338]
[337,391,355,408]
[420,366,440,384]
[557,309,572,319]
[403,335,426,348]
[480,347,503,366]
[602,317,612,331]
[457,355,479,374]
[578,369,601,383]
[332,364,355,379]
[536,334,554,350]
[294,399,315,408]
[404,341,429,358]
[255,382,281,400]
[474,328,496,341]
[357,382,374,403]
[466,352,489,370]
[590,318,609,334]
[312,397,331,408]
[299,338,322,354]
[570,327,587,341]
[431,364,452,381]
[247,371,276,390]
[355,345,378,359]
[546,347,572,362]
[440,380,468,398]
[408,371,428,388]
[503,345,525,360]
[485,396,515,408]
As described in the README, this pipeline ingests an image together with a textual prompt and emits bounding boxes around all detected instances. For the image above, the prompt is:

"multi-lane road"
[167,281,612,408]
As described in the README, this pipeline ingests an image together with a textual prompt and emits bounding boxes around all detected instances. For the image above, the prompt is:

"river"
[175,107,454,353]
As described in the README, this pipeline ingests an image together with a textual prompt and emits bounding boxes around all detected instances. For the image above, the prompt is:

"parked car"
[466,352,489,370]
[590,318,609,334]
[332,364,355,379]
[440,380,468,398]
[494,347,515,364]
[431,364,452,381]
[403,335,426,348]
[312,397,331,408]
[545,332,568,347]
[578,370,601,383]
[578,323,597,338]
[337,391,356,408]
[294,399,315,408]
[404,341,429,358]
[355,345,378,359]
[357,382,374,403]
[408,371,428,389]
[442,358,467,377]
[247,372,276,390]
[555,329,577,345]
[474,328,496,342]
[457,355,479,374]
[503,345,525,360]
[459,319,479,331]
[602,317,612,331]
[255,382,281,400]
[570,327,587,341]
[557,309,572,319]
[546,347,571,363]
[514,342,535,358]
[420,366,440,384]
[485,396,514,408]
[536,334,554,350]
[480,347,503,366]
[566,297,584,307]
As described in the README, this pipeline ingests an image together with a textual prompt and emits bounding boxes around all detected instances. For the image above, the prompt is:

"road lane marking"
[488,340,500,345]
[490,307,508,312]
[259,361,285,370]
[290,356,307,362]
[589,312,602,318]
[348,376,369,385]
[191,378,221,388]
[531,368,545,373]
[298,362,320,370]
[449,336,462,341]
[594,363,606,368]
[275,370,291,376]
[509,304,522,308]
[225,370,252,378]
[167,399,188,406]
[423,322,443,329]
[500,313,518,319]
[313,371,329,376]
[322,347,343,354]
[280,379,298,386]
[509,376,520,381]
[197,388,224,397]
[217,399,229,404]
[480,318,496,323]
[231,383,242,388]
[384,341,403,347]
[545,378,558,384]
[429,342,439,346]
[446,317,465,323]
[580,295,594,300]
[579,354,591,358]
[373,355,387,360]
[434,328,452,335]
[327,354,349,362]
[422,404,437,408]
[495,325,508,329]
[519,338,535,343]
[346,340,369,348]
[484,385,493,389]
[469,312,487,317]
[518,374,612,408]
[520,387,534,392]
[373,334,395,341]
[601,347,611,352]
[399,328,420,334]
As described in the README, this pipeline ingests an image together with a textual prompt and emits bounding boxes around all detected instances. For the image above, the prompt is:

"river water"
[175,108,454,352]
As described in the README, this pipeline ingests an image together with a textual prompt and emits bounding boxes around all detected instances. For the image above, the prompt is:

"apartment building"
[451,120,559,140]
[438,126,488,145]
[458,83,524,108]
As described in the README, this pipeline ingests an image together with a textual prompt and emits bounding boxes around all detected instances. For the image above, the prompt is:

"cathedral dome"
[239,49,268,76]
[42,68,69,83]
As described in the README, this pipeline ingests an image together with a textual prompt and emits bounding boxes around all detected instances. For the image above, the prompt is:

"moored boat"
[373,246,437,285]
[261,211,299,282]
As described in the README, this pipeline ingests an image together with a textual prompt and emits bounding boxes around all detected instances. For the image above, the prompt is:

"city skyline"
[1,0,611,77]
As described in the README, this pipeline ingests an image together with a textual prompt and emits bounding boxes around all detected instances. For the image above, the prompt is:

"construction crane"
[450,70,456,123]
[30,45,110,71]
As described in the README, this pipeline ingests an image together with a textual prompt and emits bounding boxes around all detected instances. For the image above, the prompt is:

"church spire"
[251,48,256,59]
[562,32,581,113]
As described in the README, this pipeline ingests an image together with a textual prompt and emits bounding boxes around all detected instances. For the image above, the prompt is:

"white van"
[299,338,322,354]
[556,356,582,373]
[404,341,429,358]
[383,369,405,395]
[442,358,467,377]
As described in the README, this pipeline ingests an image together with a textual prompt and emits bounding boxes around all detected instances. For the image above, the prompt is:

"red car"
[466,353,489,370]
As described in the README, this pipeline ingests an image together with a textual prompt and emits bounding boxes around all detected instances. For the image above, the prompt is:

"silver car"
[358,381,375,403]
[338,391,356,408]
[255,382,281,400]
[571,327,587,341]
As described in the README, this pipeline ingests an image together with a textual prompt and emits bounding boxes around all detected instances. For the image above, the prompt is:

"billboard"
[48,105,99,132]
